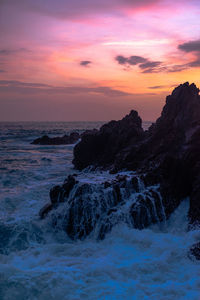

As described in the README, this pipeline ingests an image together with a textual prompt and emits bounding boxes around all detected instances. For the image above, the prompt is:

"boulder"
[31,132,80,145]
[189,242,200,260]
[73,110,144,170]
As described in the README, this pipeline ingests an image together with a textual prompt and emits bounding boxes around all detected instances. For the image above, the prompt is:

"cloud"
[115,39,200,74]
[0,69,5,73]
[115,55,128,65]
[0,80,133,97]
[148,84,178,89]
[166,64,189,73]
[178,40,200,53]
[115,55,162,73]
[80,60,92,67]
[0,48,30,55]
[139,61,162,73]
[2,0,160,20]
[115,55,147,65]
[177,39,200,69]
[148,85,165,89]
[139,61,161,69]
[188,58,200,67]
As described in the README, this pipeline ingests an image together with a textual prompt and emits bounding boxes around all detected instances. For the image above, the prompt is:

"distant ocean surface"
[0,121,200,300]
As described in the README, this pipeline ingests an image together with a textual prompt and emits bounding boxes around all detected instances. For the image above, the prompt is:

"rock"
[40,82,200,240]
[39,203,53,219]
[104,181,111,189]
[189,242,200,260]
[31,131,80,145]
[40,174,166,240]
[50,185,62,204]
[73,110,144,170]
[39,175,77,219]
[73,82,200,228]
[63,175,77,197]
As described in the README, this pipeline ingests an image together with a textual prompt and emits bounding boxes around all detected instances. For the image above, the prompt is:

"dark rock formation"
[31,131,80,145]
[40,83,200,254]
[189,242,200,260]
[39,203,53,219]
[73,110,144,170]
[40,174,166,240]
[73,82,200,227]
[39,175,77,218]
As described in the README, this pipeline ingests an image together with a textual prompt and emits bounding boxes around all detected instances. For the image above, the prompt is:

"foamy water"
[0,122,200,300]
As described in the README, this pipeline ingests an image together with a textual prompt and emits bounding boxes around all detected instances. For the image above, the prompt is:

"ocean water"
[0,121,200,300]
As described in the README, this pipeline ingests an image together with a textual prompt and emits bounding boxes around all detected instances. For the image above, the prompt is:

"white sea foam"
[1,202,200,300]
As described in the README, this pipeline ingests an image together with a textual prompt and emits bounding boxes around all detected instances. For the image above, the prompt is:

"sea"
[0,121,200,300]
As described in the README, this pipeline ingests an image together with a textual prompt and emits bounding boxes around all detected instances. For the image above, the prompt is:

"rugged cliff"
[39,82,200,258]
[73,82,200,226]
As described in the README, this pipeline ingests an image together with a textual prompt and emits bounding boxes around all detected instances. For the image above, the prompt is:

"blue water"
[0,122,200,300]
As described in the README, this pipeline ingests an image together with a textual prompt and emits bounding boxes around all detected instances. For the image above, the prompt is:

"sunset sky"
[0,0,200,121]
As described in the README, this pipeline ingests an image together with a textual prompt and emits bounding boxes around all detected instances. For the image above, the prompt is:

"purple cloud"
[3,0,160,19]
[178,40,200,53]
[80,60,92,67]
[115,55,162,73]
[177,39,200,69]
[116,55,147,66]
[0,80,133,97]
[0,48,30,55]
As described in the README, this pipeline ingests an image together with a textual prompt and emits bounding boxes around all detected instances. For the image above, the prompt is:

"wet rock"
[49,175,77,205]
[40,82,200,239]
[50,185,62,204]
[40,173,167,240]
[73,110,144,170]
[39,176,77,219]
[72,82,200,228]
[189,242,200,260]
[104,181,111,189]
[39,203,53,219]
[31,132,80,145]
[63,175,77,197]
[131,176,140,192]
[130,189,165,229]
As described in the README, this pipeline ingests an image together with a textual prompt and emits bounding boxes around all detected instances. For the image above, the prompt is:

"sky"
[0,0,200,121]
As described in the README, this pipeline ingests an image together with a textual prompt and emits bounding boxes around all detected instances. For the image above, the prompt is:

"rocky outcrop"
[73,83,200,172]
[73,110,144,170]
[40,174,166,240]
[40,83,200,259]
[31,132,80,145]
[73,82,200,227]
[189,242,200,260]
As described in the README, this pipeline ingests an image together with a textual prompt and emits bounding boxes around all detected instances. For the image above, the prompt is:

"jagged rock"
[73,110,144,170]
[189,242,200,260]
[40,175,77,220]
[63,175,77,196]
[40,174,166,240]
[49,175,77,205]
[73,82,200,228]
[31,131,80,145]
[40,82,200,240]
[39,203,53,219]
[50,185,62,204]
